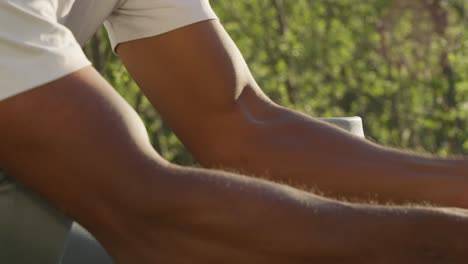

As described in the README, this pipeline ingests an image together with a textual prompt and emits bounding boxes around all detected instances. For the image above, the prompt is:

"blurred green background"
[84,0,468,165]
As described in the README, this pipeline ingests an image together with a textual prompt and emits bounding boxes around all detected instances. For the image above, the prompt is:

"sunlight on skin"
[117,20,468,209]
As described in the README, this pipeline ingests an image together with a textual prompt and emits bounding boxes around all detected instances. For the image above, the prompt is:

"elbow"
[193,113,262,170]
[194,98,283,171]
[179,82,285,170]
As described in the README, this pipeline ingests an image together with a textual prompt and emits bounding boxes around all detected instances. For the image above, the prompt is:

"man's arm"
[2,67,468,263]
[117,20,468,208]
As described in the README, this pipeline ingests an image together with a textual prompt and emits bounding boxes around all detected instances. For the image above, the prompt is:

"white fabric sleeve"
[104,0,218,51]
[0,0,91,101]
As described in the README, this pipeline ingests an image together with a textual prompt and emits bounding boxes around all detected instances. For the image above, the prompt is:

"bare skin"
[2,67,468,263]
[118,20,468,207]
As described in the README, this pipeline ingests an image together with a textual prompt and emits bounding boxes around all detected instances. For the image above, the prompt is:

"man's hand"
[117,20,468,208]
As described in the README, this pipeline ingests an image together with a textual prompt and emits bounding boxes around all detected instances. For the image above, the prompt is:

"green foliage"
[85,0,468,163]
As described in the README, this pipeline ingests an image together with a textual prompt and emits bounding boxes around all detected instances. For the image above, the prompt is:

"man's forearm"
[205,104,468,208]
[97,162,468,263]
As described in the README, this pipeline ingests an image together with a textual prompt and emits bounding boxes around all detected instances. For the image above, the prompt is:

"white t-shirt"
[0,0,217,101]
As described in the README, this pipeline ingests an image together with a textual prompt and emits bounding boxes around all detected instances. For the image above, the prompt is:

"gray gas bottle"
[320,116,365,138]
